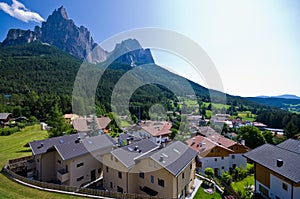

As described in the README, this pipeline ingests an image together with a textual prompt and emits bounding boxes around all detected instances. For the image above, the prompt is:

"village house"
[243,139,300,199]
[128,121,172,145]
[102,139,197,198]
[186,134,248,176]
[0,112,11,127]
[72,116,111,134]
[28,134,116,187]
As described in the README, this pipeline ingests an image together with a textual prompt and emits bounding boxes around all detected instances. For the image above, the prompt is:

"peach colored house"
[103,139,197,198]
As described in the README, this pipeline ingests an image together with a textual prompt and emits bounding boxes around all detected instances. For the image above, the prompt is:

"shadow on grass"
[17,149,32,153]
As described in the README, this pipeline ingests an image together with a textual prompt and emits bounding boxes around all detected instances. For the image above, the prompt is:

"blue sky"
[0,0,300,97]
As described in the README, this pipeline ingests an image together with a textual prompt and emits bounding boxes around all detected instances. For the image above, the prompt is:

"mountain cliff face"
[1,6,153,65]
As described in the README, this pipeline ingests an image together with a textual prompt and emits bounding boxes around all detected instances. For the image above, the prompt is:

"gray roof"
[151,141,198,176]
[0,113,11,120]
[277,139,300,154]
[29,134,116,160]
[111,139,158,168]
[243,144,300,183]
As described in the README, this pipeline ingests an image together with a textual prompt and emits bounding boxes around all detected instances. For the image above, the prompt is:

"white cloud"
[0,0,44,23]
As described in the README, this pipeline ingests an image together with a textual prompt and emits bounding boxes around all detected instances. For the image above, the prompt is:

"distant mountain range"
[256,94,300,100]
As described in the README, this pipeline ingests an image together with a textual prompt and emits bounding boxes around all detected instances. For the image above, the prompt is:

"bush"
[0,126,19,136]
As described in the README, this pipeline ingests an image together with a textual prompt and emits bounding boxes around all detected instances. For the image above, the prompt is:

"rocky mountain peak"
[1,7,154,65]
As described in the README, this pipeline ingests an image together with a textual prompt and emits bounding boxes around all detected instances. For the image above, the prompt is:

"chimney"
[241,140,245,146]
[134,145,139,151]
[277,159,283,167]
[159,155,164,162]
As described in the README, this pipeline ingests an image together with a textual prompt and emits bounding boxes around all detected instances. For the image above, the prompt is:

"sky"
[0,0,300,97]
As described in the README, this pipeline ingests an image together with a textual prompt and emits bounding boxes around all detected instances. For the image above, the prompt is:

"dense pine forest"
[0,42,299,136]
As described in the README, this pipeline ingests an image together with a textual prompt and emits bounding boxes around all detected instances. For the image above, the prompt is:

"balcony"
[57,169,69,183]
[26,159,36,170]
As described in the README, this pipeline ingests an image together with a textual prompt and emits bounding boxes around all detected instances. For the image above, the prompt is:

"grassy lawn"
[0,125,85,199]
[203,102,230,110]
[194,186,222,199]
[231,175,254,193]
[237,111,256,122]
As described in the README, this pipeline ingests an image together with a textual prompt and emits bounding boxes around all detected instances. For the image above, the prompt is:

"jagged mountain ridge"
[1,6,154,65]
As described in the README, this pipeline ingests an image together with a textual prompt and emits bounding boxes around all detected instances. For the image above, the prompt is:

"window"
[221,156,224,160]
[118,171,122,179]
[110,182,113,188]
[106,166,109,173]
[259,184,269,196]
[98,168,101,173]
[37,159,39,163]
[158,178,165,187]
[222,166,224,170]
[214,158,217,162]
[282,183,288,191]
[57,159,61,164]
[232,155,235,159]
[182,172,185,179]
[77,176,84,181]
[211,149,214,152]
[76,162,84,168]
[139,172,144,179]
[190,164,192,170]
[151,175,154,183]
[276,196,281,199]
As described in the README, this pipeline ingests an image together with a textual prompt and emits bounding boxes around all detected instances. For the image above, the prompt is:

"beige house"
[28,134,116,187]
[102,139,197,198]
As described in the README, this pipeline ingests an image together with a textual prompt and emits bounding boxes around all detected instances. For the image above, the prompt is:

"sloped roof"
[141,121,172,137]
[208,134,236,148]
[72,118,89,132]
[111,139,158,168]
[98,117,111,129]
[151,141,198,176]
[277,139,300,154]
[243,143,300,183]
[0,113,11,120]
[29,134,116,160]
[186,135,234,157]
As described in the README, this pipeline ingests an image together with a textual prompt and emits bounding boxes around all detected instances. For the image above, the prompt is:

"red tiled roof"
[98,117,111,129]
[141,121,172,137]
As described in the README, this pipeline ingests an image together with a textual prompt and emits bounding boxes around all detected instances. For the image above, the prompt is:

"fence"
[2,158,173,199]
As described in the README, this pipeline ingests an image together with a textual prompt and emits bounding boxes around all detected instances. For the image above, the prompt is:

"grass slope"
[0,125,84,199]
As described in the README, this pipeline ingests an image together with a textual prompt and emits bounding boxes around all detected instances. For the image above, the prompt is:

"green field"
[237,111,256,122]
[203,102,230,110]
[0,125,85,199]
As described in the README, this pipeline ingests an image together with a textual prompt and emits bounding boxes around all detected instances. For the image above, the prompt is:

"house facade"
[102,139,197,198]
[244,139,300,199]
[28,134,116,187]
[186,135,248,176]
